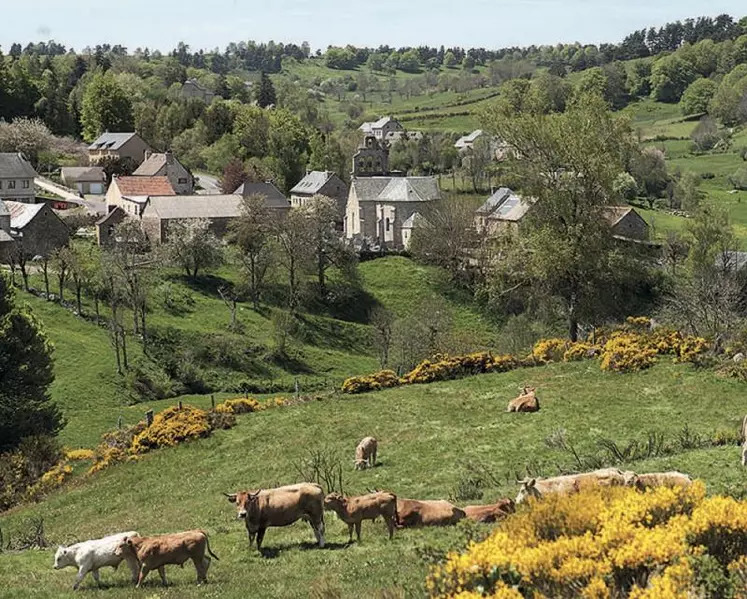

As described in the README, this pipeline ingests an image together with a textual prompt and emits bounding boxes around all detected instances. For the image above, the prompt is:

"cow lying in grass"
[114,530,218,587]
[225,482,326,551]
[629,471,693,491]
[324,491,397,542]
[463,499,515,523]
[395,498,465,527]
[507,387,540,413]
[54,531,140,590]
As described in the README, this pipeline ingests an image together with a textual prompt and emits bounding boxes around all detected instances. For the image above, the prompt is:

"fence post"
[295,377,300,399]
[145,410,154,427]
[117,416,123,430]
[211,394,215,409]
[178,400,183,411]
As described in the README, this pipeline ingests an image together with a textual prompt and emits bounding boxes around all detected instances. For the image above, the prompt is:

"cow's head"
[622,471,639,488]
[113,537,137,558]
[53,546,74,569]
[225,490,260,520]
[354,459,368,471]
[323,493,345,512]
[521,386,536,396]
[515,478,541,504]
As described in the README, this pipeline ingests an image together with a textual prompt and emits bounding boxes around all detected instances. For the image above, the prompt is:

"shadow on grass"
[259,541,348,559]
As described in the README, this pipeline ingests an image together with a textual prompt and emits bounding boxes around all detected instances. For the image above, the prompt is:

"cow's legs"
[371,448,377,467]
[136,565,150,588]
[354,521,362,542]
[124,556,140,584]
[192,556,209,583]
[72,564,90,590]
[312,516,325,548]
[158,566,168,587]
[347,523,354,543]
[256,528,266,551]
[91,569,101,587]
[246,526,256,547]
[386,515,395,539]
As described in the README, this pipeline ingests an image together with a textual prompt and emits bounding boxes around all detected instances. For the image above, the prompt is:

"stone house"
[289,170,348,224]
[179,78,215,103]
[606,206,650,241]
[105,176,176,217]
[95,206,128,247]
[0,200,14,259]
[88,132,152,166]
[455,130,484,152]
[345,176,441,250]
[234,181,292,214]
[359,116,404,142]
[133,151,194,194]
[0,153,37,204]
[60,166,106,195]
[4,200,69,257]
[352,135,389,177]
[141,195,244,243]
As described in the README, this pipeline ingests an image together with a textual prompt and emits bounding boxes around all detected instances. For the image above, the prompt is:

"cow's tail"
[392,493,401,528]
[202,531,220,561]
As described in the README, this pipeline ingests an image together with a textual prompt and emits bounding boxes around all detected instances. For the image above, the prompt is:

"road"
[195,172,221,195]
[35,177,107,216]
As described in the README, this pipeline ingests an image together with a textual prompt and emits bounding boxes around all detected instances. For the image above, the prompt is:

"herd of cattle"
[51,431,695,590]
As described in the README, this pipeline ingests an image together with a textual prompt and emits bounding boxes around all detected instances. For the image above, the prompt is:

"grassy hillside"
[1,359,747,598]
[17,257,495,448]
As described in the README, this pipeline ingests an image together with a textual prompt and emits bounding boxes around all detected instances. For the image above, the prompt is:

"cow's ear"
[223,493,237,503]
[528,478,536,488]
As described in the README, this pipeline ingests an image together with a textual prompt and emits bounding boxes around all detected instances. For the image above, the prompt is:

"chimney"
[144,150,152,161]
[165,151,174,166]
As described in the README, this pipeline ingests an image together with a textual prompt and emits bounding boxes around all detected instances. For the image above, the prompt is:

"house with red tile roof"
[105,175,176,217]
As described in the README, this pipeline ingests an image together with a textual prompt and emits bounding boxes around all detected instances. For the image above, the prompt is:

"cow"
[741,415,747,467]
[323,491,397,542]
[507,387,540,413]
[355,437,378,470]
[395,498,466,528]
[463,499,516,523]
[53,531,139,590]
[516,468,628,503]
[114,530,218,588]
[632,472,693,491]
[225,483,325,551]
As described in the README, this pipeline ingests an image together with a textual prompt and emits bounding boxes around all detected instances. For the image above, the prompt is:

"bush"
[563,341,601,362]
[342,370,400,394]
[729,167,747,191]
[600,332,658,373]
[531,338,568,363]
[214,398,263,414]
[130,405,212,453]
[427,483,747,599]
[402,352,514,385]
[0,436,62,511]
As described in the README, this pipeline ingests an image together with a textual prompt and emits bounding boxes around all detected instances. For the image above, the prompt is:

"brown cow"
[633,472,693,491]
[507,387,540,413]
[516,468,627,503]
[225,483,325,551]
[354,437,378,470]
[324,491,397,542]
[463,499,516,523]
[395,498,465,528]
[113,530,218,588]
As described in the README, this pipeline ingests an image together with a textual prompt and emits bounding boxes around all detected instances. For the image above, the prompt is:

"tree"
[67,241,99,316]
[307,132,346,177]
[462,55,476,71]
[220,158,248,194]
[399,50,420,73]
[274,209,313,311]
[80,71,134,142]
[164,218,223,279]
[366,53,386,72]
[613,172,639,202]
[0,274,63,451]
[691,115,721,151]
[650,54,697,103]
[230,193,274,309]
[256,71,277,108]
[0,118,53,167]
[50,246,71,302]
[443,51,458,68]
[98,155,137,185]
[460,136,493,192]
[708,65,747,125]
[680,78,718,115]
[632,147,669,205]
[266,108,310,192]
[482,94,637,341]
[370,305,395,368]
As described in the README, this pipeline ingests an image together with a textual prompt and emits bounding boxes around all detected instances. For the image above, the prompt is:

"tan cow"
[632,472,693,491]
[225,482,325,551]
[741,415,747,466]
[355,437,378,470]
[516,468,627,503]
[395,498,466,528]
[114,530,218,588]
[324,491,397,542]
[507,387,540,413]
[463,499,516,523]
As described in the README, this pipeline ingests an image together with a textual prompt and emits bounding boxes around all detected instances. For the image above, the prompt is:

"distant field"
[2,360,747,598]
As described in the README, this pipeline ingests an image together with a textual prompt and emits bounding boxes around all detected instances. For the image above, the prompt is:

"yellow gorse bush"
[130,405,211,453]
[427,482,747,599]
[341,369,401,394]
[215,398,263,414]
[599,332,658,373]
[64,448,95,461]
[531,338,568,364]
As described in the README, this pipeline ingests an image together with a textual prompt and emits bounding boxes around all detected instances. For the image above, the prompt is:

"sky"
[2,0,746,54]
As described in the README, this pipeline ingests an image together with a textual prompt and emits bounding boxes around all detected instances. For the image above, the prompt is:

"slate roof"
[61,166,106,182]
[88,132,142,151]
[234,181,290,209]
[0,153,37,178]
[378,177,441,203]
[114,176,176,197]
[402,212,423,229]
[477,188,531,222]
[5,201,45,229]
[455,130,483,148]
[133,153,188,177]
[351,177,394,203]
[290,171,334,195]
[96,206,126,226]
[142,195,242,220]
[605,206,637,227]
[476,188,512,215]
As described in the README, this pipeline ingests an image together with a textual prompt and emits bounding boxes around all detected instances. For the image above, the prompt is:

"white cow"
[54,531,139,590]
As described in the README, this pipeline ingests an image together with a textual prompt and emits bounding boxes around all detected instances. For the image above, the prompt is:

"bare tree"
[218,283,242,332]
[164,218,223,279]
[274,209,313,312]
[370,305,395,367]
[50,247,71,302]
[230,193,274,309]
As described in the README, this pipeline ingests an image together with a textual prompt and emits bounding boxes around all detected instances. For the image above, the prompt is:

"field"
[1,358,747,598]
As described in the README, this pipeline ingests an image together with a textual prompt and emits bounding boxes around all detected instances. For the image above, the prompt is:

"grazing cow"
[114,530,218,588]
[516,468,628,503]
[395,498,466,528]
[355,437,378,470]
[225,483,325,551]
[463,499,516,523]
[324,491,397,542]
[633,472,693,491]
[741,415,747,467]
[53,531,139,590]
[507,387,540,413]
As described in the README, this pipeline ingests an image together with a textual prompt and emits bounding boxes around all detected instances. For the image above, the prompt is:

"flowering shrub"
[64,448,95,461]
[27,461,74,500]
[563,342,601,362]
[215,398,263,414]
[342,370,401,394]
[531,338,569,364]
[600,333,658,373]
[428,482,747,599]
[130,405,211,453]
[402,353,517,385]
